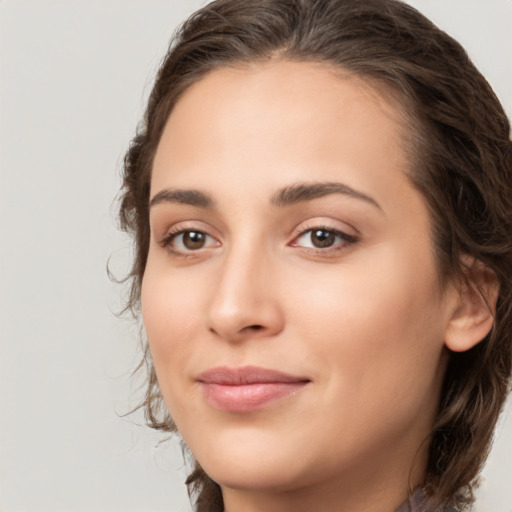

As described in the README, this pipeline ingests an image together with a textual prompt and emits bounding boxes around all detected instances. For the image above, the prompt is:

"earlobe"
[444,261,499,353]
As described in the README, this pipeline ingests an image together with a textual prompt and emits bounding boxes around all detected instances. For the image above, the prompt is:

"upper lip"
[196,365,310,385]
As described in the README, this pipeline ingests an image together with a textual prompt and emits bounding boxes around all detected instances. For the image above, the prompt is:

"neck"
[221,449,426,512]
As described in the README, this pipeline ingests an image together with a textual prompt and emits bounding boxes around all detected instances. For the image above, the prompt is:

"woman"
[118,0,512,510]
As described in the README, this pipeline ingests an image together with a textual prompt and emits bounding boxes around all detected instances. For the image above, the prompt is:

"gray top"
[396,489,431,512]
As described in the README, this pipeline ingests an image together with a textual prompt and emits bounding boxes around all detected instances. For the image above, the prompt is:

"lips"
[197,366,310,412]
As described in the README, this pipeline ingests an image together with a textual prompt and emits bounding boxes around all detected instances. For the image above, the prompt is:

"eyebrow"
[149,189,215,209]
[149,181,382,211]
[271,182,382,211]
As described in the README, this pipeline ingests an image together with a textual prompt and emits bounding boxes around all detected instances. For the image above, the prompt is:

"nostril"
[247,325,263,331]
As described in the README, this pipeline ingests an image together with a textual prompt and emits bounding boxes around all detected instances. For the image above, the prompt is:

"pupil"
[183,231,205,249]
[312,229,335,248]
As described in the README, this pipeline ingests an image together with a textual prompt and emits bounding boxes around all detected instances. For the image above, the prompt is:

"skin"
[142,61,465,512]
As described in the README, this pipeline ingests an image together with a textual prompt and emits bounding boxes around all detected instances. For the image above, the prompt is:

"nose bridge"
[206,232,283,340]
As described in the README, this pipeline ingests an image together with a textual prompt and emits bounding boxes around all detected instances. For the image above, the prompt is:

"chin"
[186,428,313,492]
[204,459,308,493]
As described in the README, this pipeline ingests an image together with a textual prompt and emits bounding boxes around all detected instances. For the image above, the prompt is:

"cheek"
[141,264,216,432]
[285,247,446,399]
[141,264,203,387]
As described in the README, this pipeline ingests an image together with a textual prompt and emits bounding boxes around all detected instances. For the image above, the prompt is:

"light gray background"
[0,1,511,511]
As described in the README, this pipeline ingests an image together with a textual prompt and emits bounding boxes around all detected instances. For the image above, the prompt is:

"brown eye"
[310,229,335,248]
[292,227,356,252]
[182,231,207,250]
[163,229,219,254]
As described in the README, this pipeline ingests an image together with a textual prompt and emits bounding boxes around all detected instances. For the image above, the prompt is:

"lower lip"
[200,382,308,412]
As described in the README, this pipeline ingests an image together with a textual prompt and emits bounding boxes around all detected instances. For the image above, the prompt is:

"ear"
[444,259,499,353]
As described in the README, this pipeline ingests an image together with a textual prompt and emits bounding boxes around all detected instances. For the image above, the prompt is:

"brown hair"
[118,0,512,510]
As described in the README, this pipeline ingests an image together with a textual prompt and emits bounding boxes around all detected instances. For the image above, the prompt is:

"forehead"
[152,60,411,197]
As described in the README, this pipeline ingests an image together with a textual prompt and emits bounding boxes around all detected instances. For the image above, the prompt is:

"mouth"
[196,365,311,413]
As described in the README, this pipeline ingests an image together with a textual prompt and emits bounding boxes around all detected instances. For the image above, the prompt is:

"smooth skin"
[142,61,495,512]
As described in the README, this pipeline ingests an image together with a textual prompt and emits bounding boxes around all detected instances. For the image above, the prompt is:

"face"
[142,61,457,505]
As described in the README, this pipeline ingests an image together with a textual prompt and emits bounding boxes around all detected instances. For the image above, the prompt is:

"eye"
[292,227,355,250]
[162,229,219,253]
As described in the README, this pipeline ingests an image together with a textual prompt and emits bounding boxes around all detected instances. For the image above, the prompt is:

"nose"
[206,245,285,343]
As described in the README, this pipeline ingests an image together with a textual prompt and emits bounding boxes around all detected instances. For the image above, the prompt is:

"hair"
[118,0,512,510]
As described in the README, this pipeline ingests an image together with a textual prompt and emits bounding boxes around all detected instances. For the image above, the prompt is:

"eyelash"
[160,228,219,257]
[159,225,357,258]
[290,226,357,254]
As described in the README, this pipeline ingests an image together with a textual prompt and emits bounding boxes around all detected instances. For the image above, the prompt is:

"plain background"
[0,1,511,511]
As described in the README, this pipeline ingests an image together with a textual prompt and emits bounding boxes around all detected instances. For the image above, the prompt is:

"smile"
[197,366,311,413]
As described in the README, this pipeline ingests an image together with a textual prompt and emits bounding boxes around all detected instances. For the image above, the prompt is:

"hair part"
[119,1,512,510]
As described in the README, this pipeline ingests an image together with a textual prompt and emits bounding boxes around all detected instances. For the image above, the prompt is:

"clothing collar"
[395,488,430,512]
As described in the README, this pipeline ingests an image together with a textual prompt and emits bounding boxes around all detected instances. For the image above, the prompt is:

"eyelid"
[289,218,358,240]
[165,229,218,247]
[158,221,221,255]
[291,228,355,247]
[288,220,358,253]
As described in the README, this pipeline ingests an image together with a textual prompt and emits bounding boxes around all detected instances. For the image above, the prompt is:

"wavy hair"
[118,1,512,510]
